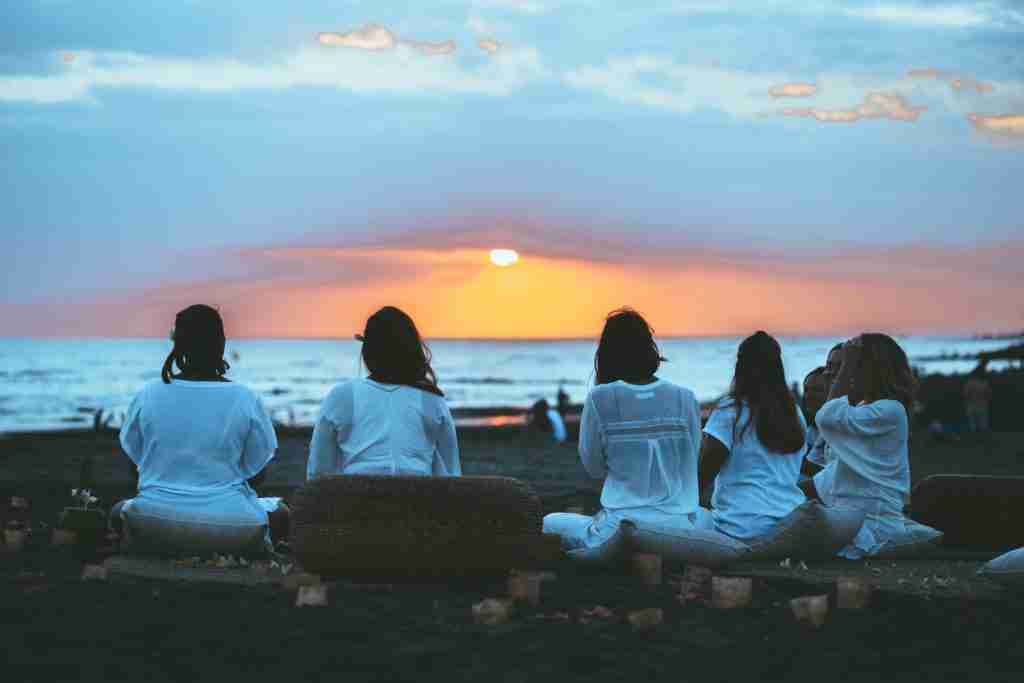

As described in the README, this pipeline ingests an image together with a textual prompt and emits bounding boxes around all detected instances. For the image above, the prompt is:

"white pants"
[543,507,711,563]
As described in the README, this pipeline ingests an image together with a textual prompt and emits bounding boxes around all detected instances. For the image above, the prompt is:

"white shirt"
[548,409,568,443]
[814,397,912,558]
[307,378,460,479]
[119,379,278,525]
[578,379,701,515]
[703,398,807,541]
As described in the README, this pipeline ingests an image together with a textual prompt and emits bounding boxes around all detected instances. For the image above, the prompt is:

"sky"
[1,0,1022,339]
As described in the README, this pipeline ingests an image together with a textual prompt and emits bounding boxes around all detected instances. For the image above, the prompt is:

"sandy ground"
[2,426,1024,682]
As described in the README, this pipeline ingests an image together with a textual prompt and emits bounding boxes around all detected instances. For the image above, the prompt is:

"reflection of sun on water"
[489,249,519,267]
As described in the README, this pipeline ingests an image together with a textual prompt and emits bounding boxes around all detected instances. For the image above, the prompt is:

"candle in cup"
[790,594,829,628]
[507,571,541,606]
[631,553,663,586]
[710,576,752,608]
[836,576,872,609]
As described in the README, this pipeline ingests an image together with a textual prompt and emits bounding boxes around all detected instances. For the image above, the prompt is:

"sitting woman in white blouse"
[306,306,460,479]
[800,334,940,558]
[116,305,287,550]
[699,332,807,541]
[542,308,703,559]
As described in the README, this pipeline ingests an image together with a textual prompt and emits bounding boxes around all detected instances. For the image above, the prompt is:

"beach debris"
[626,608,663,630]
[790,595,829,628]
[579,605,616,624]
[81,564,108,582]
[472,598,513,625]
[631,553,663,587]
[531,611,571,622]
[797,561,809,571]
[507,571,542,606]
[711,577,753,609]
[282,572,322,592]
[347,582,395,593]
[779,558,792,569]
[9,496,30,511]
[51,528,77,547]
[295,584,329,608]
[836,576,872,609]
[70,489,99,507]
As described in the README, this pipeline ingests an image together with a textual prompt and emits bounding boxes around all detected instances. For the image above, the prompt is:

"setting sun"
[489,248,520,267]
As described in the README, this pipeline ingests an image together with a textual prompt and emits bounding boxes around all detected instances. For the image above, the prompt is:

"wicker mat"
[103,555,280,587]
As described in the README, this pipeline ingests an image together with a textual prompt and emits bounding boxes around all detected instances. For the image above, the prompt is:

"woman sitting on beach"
[543,308,703,559]
[800,366,830,478]
[799,334,940,558]
[116,305,288,550]
[699,332,807,541]
[306,306,460,479]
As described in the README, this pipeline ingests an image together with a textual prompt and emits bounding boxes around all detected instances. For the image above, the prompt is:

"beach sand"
[3,425,1024,682]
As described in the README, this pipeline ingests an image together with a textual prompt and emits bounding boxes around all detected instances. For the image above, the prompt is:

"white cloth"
[815,397,914,559]
[118,379,279,531]
[543,379,703,552]
[547,409,568,443]
[307,378,460,479]
[804,425,830,469]
[703,399,806,541]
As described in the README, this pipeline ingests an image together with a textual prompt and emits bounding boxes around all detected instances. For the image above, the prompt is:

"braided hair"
[161,305,230,383]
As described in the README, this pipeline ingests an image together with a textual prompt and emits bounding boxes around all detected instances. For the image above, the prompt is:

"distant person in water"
[800,334,940,558]
[306,306,460,479]
[543,308,703,561]
[963,367,992,435]
[800,366,830,478]
[699,332,807,541]
[556,383,571,417]
[529,399,567,443]
[115,305,288,550]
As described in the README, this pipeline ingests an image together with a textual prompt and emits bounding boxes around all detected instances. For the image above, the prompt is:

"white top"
[578,379,701,515]
[547,409,568,443]
[703,398,807,541]
[307,378,460,479]
[814,397,911,558]
[119,379,278,525]
[804,424,830,469]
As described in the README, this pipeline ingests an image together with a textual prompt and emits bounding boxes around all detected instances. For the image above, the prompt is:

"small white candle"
[472,598,512,625]
[836,577,872,609]
[507,572,541,606]
[632,554,663,587]
[711,577,752,608]
[790,595,829,628]
[626,608,663,630]
[295,584,329,607]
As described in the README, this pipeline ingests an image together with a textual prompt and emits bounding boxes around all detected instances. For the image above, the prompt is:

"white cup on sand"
[836,576,872,609]
[790,595,829,627]
[3,528,27,552]
[711,577,753,608]
[507,572,541,606]
[472,598,512,625]
[296,584,329,607]
[631,554,663,587]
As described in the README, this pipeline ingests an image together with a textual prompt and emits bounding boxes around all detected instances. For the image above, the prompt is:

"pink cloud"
[967,113,1024,139]
[906,67,994,94]
[768,82,818,98]
[478,38,501,55]
[317,24,396,50]
[781,92,925,123]
[403,39,457,56]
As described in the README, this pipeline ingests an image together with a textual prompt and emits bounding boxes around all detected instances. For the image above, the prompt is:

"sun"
[489,248,519,267]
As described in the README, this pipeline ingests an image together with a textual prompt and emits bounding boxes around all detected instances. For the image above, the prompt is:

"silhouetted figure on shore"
[964,368,992,435]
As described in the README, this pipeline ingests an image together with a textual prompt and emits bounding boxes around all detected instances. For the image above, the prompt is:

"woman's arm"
[799,476,820,501]
[578,395,606,479]
[307,416,342,481]
[826,337,862,404]
[432,404,462,476]
[698,434,728,507]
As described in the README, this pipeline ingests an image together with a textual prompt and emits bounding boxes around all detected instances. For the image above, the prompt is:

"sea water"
[0,336,1016,432]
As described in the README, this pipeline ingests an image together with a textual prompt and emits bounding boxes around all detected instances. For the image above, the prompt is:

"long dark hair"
[594,308,666,385]
[161,305,230,383]
[854,333,916,415]
[360,306,443,397]
[728,331,805,454]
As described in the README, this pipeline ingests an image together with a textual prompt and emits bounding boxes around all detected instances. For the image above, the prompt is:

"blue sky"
[1,1,1022,336]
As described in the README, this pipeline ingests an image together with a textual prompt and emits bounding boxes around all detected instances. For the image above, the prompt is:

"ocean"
[0,335,1016,433]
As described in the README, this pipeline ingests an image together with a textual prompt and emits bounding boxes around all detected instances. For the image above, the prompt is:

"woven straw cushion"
[291,475,559,575]
[912,475,1024,549]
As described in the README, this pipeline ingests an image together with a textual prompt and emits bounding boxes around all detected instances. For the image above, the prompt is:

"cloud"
[842,4,993,28]
[0,44,547,104]
[478,38,502,54]
[317,24,397,51]
[907,67,994,93]
[967,113,1024,138]
[403,40,458,56]
[472,0,553,13]
[769,82,818,98]
[780,92,926,123]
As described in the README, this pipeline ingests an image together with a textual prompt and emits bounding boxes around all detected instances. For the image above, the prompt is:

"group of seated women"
[114,302,932,561]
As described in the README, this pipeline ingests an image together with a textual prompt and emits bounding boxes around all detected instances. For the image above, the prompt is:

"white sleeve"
[119,390,145,466]
[306,385,351,481]
[241,394,278,479]
[431,400,461,476]
[817,398,900,439]
[690,393,703,460]
[578,394,606,479]
[702,402,736,452]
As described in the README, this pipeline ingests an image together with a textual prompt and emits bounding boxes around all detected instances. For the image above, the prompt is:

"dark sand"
[3,426,1024,682]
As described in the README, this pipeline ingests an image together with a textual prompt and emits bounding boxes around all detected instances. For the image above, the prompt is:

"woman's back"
[704,398,806,540]
[307,378,460,478]
[120,379,278,492]
[581,379,701,514]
